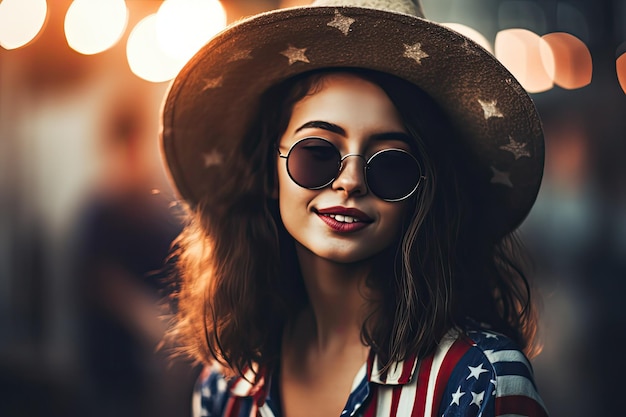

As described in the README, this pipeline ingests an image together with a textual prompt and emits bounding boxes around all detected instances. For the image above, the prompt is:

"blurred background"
[1,0,625,416]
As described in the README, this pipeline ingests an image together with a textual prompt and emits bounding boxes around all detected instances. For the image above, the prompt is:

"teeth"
[328,214,358,223]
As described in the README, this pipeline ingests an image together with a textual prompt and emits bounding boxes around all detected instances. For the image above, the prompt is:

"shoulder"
[434,324,549,417]
[193,365,232,417]
[193,366,226,417]
[193,364,264,417]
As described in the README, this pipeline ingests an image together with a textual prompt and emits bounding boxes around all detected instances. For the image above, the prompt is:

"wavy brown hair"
[165,68,540,377]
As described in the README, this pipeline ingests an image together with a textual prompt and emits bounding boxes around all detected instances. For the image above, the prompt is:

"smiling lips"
[316,206,373,232]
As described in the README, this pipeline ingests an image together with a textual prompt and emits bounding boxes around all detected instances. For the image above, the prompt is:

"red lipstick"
[315,206,373,232]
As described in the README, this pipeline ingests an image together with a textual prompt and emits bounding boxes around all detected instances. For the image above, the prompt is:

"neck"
[293,243,379,353]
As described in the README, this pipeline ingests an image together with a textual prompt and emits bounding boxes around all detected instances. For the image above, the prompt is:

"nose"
[331,154,368,197]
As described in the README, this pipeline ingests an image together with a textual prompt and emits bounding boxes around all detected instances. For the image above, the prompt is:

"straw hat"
[161,0,544,237]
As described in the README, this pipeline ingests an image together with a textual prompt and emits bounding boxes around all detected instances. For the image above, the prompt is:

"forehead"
[302,71,387,101]
[287,72,404,128]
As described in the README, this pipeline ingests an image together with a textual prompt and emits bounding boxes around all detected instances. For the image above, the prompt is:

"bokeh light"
[495,28,554,93]
[64,0,129,55]
[442,23,493,54]
[542,32,592,90]
[156,0,226,62]
[616,52,626,94]
[0,0,47,50]
[127,14,184,83]
[279,0,311,7]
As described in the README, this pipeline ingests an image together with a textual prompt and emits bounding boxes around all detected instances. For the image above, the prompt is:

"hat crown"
[311,0,424,18]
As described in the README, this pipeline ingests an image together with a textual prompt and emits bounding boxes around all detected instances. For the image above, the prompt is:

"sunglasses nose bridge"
[338,153,368,175]
[334,153,368,193]
[340,152,366,162]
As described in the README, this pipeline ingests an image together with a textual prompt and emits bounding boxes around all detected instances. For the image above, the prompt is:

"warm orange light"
[495,28,554,94]
[156,0,226,62]
[541,32,592,89]
[442,23,493,54]
[127,14,185,83]
[65,0,129,55]
[616,53,626,95]
[279,0,311,7]
[0,0,47,49]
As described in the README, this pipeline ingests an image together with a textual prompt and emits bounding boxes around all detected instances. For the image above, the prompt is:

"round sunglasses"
[277,137,424,202]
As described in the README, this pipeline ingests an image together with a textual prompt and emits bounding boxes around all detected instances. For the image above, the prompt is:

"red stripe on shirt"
[411,353,435,417]
[496,395,549,417]
[224,396,240,417]
[363,385,379,417]
[431,337,474,417]
[389,385,403,416]
[398,354,417,384]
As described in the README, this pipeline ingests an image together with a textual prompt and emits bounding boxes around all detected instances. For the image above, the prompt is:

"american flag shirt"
[194,324,548,417]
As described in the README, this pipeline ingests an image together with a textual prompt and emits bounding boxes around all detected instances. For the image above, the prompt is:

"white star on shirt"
[500,136,531,160]
[490,166,513,188]
[327,10,355,35]
[478,99,504,119]
[403,42,429,64]
[202,149,224,168]
[201,76,223,91]
[280,45,310,65]
[470,390,485,407]
[450,386,465,406]
[483,331,499,339]
[467,363,489,380]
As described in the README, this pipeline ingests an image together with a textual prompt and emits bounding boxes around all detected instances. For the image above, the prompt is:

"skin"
[276,73,414,417]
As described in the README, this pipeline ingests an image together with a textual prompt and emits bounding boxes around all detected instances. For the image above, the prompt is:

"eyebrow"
[295,120,345,135]
[295,120,412,144]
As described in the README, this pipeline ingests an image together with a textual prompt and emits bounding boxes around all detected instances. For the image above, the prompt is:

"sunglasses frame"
[277,136,425,202]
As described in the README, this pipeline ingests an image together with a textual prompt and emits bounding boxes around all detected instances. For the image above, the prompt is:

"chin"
[316,249,381,265]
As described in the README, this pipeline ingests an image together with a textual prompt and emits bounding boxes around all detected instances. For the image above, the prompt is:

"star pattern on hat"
[327,10,355,35]
[280,45,310,65]
[403,42,429,64]
[461,39,482,57]
[226,48,253,63]
[202,149,224,168]
[490,166,513,188]
[505,77,525,95]
[478,99,504,119]
[500,136,531,160]
[202,76,224,91]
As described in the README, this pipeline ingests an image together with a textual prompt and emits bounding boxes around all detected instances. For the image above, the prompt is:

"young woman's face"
[276,73,413,263]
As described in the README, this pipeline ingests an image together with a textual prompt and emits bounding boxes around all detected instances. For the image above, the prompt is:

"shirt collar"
[367,350,419,385]
[228,366,267,401]
[228,349,420,401]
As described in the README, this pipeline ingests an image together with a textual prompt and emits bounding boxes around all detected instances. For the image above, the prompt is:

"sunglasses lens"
[287,138,340,189]
[367,150,421,201]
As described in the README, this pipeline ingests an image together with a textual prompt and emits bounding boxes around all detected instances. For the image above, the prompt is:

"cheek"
[381,201,412,237]
[277,164,310,215]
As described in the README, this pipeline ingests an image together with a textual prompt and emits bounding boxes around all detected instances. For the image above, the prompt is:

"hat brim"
[161,6,544,237]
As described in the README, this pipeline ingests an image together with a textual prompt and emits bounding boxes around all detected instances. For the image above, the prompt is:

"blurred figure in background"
[72,85,199,417]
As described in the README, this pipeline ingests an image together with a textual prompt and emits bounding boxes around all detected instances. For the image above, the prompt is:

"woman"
[160,1,548,416]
